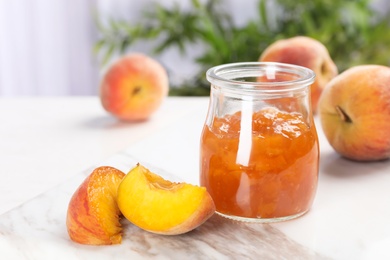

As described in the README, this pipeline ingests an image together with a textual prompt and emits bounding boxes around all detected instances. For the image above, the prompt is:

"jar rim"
[206,62,315,93]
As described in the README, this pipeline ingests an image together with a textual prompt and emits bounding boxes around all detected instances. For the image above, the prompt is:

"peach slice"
[66,166,125,245]
[117,164,215,235]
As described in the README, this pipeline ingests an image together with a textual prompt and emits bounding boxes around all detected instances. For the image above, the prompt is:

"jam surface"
[200,107,319,219]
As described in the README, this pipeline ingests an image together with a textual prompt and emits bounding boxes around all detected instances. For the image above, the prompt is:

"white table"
[1,96,390,259]
[0,96,209,215]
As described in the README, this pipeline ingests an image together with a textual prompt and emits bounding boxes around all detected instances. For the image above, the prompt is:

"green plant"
[94,0,390,96]
[271,0,390,71]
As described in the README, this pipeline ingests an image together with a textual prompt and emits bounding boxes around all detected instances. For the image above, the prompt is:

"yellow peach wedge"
[66,166,125,245]
[117,164,215,235]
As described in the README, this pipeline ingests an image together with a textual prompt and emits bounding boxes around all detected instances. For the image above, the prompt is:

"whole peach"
[318,65,390,161]
[100,53,169,121]
[259,36,338,113]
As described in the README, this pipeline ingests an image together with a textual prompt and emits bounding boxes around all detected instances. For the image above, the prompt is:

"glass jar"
[200,62,319,223]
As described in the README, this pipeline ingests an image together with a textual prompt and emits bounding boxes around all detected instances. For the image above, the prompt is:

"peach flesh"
[117,164,215,235]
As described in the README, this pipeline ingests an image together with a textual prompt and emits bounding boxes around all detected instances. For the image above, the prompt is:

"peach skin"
[259,36,338,113]
[66,166,125,245]
[319,65,390,161]
[100,53,169,121]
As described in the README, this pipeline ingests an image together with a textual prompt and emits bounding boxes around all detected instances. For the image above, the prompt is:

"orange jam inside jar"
[200,62,319,222]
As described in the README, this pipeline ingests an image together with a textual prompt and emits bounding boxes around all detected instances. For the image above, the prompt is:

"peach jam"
[200,62,319,222]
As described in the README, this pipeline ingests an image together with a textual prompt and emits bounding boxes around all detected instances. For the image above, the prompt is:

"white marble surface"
[0,97,207,215]
[1,97,390,259]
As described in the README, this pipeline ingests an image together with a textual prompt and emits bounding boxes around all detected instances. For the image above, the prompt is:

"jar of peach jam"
[200,62,319,223]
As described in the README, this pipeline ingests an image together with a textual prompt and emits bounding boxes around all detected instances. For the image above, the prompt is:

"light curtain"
[0,0,98,96]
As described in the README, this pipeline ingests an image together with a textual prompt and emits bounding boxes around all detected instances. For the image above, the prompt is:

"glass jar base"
[215,210,308,223]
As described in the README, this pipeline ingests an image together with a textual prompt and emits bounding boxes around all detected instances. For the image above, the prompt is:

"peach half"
[117,164,215,235]
[66,166,125,245]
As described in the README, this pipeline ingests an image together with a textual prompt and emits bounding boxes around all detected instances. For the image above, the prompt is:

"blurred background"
[0,0,389,96]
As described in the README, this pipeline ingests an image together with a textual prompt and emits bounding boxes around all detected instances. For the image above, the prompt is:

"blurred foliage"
[95,0,390,96]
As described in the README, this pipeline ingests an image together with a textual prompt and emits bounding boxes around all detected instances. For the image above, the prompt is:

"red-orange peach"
[100,53,169,121]
[259,36,338,113]
[318,65,390,161]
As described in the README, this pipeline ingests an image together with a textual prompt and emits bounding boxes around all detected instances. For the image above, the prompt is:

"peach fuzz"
[66,166,125,245]
[100,53,169,121]
[318,65,390,161]
[117,164,215,235]
[259,36,338,113]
